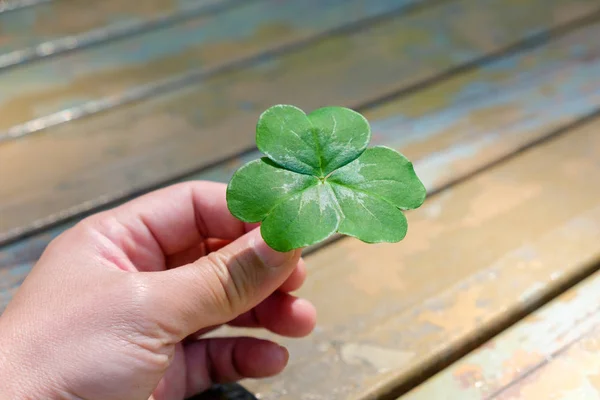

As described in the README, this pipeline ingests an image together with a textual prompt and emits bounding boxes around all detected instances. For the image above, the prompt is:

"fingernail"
[251,230,296,268]
[278,346,290,364]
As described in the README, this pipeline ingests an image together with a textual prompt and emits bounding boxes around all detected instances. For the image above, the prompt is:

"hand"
[0,182,316,400]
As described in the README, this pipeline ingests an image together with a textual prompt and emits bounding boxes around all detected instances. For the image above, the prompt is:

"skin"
[0,181,316,400]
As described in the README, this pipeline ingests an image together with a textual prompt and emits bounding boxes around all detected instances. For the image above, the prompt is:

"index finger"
[88,181,256,257]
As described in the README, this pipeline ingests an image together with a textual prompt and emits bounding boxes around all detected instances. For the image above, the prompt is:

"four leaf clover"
[226,105,427,252]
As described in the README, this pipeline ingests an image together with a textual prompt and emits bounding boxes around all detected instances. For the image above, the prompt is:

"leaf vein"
[311,125,325,177]
[324,183,345,220]
[329,181,401,210]
[264,180,319,220]
[331,115,338,137]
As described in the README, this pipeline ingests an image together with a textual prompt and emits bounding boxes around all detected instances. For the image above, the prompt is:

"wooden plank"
[402,270,600,400]
[0,0,424,132]
[235,107,600,400]
[0,0,234,68]
[1,0,598,243]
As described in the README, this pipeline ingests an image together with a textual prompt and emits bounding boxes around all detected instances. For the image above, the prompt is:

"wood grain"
[237,108,600,400]
[403,270,600,399]
[0,0,422,130]
[1,0,598,242]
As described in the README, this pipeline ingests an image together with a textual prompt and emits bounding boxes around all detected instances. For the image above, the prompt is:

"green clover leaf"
[226,105,427,252]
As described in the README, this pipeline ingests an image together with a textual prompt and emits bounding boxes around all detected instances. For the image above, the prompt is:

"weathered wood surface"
[2,0,599,243]
[0,0,232,68]
[0,0,423,132]
[3,18,600,399]
[3,1,600,399]
[402,270,600,399]
[234,109,600,400]
[493,326,600,399]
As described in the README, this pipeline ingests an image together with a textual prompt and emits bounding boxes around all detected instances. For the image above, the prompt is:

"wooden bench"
[2,0,600,398]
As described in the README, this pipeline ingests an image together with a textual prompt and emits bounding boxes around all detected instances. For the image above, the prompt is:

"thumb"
[145,228,302,340]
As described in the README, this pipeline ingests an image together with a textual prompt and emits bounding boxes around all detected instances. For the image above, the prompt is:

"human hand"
[0,181,316,400]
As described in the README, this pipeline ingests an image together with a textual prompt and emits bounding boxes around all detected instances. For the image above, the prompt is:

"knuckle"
[67,212,116,246]
[204,250,262,317]
[77,211,113,233]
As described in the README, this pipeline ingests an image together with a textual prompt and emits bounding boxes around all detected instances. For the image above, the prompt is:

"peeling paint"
[341,343,415,373]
